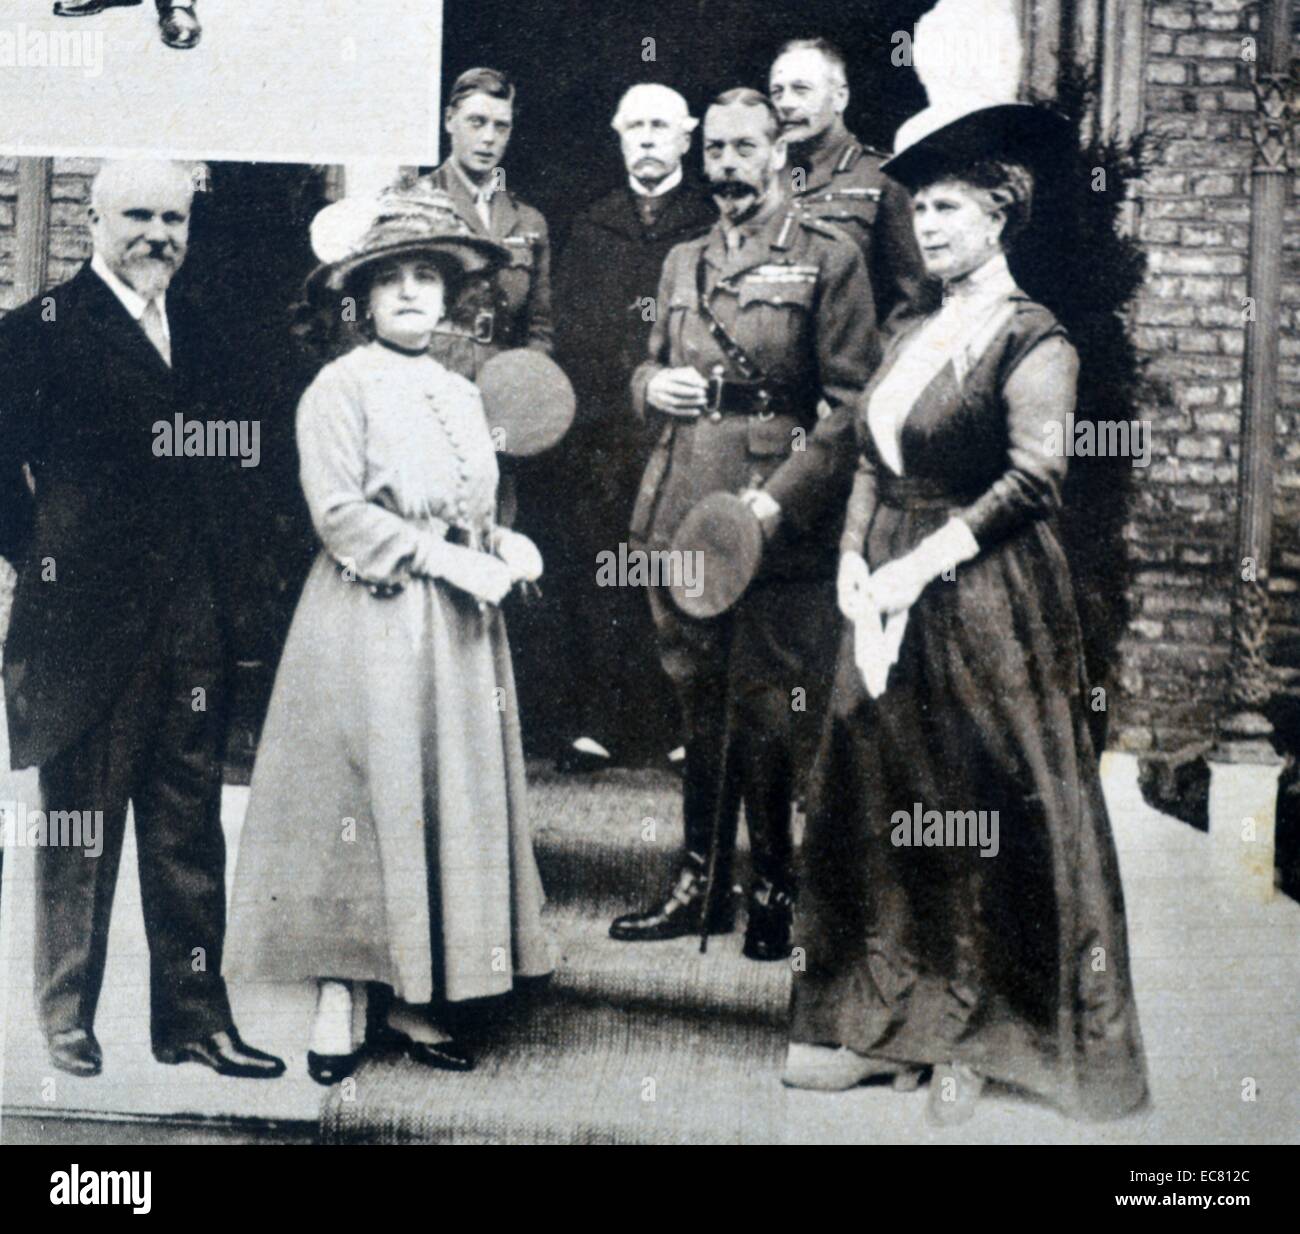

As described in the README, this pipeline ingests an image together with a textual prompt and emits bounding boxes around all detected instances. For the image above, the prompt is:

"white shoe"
[926,1061,985,1125]
[782,1043,909,1091]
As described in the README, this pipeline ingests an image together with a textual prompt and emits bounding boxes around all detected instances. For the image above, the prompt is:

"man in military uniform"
[550,84,716,773]
[420,67,553,381]
[608,89,879,960]
[419,68,553,536]
[770,37,926,320]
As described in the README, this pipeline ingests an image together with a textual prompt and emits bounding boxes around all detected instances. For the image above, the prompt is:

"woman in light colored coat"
[225,184,553,1084]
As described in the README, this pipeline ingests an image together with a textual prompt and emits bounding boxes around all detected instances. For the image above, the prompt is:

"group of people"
[0,36,1150,1126]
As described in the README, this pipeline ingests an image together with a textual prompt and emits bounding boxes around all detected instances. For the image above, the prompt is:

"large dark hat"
[883,102,1071,191]
[668,492,763,619]
[477,349,576,457]
[309,181,509,292]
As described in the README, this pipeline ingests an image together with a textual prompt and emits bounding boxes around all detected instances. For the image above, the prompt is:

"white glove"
[494,528,544,583]
[739,488,782,540]
[424,541,513,606]
[866,518,979,616]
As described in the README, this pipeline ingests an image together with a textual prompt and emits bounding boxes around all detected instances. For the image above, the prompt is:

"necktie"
[475,190,492,232]
[141,299,171,367]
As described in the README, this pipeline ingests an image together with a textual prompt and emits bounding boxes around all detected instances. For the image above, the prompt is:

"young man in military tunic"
[608,89,879,960]
[419,67,553,381]
[418,67,553,531]
[770,37,926,321]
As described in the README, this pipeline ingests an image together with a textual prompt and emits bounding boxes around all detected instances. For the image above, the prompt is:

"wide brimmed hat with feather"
[309,181,508,292]
[883,102,1071,192]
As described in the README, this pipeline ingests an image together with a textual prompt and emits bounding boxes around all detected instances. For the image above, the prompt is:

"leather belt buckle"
[753,387,774,422]
[473,310,495,345]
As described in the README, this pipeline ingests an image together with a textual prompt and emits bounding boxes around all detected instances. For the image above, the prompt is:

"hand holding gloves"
[841,517,979,698]
[408,526,544,607]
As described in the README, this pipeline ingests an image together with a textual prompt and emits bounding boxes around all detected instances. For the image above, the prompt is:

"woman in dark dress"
[781,105,1149,1125]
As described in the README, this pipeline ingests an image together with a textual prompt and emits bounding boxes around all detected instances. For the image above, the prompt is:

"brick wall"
[0,156,101,309]
[47,158,101,288]
[0,156,18,311]
[1112,0,1299,753]
[0,157,101,634]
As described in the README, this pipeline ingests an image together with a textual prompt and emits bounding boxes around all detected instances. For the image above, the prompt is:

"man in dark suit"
[52,1,201,51]
[0,159,282,1080]
[550,84,716,772]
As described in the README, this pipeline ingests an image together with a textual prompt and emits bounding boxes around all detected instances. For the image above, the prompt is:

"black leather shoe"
[307,1049,364,1087]
[53,0,141,15]
[47,1028,103,1078]
[609,859,736,942]
[368,1020,474,1072]
[153,1028,286,1078]
[156,2,200,48]
[404,1035,474,1072]
[742,882,794,961]
[364,1020,410,1054]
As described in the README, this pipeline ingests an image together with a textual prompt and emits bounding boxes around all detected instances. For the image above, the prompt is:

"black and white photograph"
[0,0,1296,1201]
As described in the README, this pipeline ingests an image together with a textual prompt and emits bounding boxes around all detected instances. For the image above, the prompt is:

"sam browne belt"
[695,252,804,422]
[703,368,802,420]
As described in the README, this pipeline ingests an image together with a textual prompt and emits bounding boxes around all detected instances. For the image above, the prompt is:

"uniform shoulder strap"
[772,212,801,250]
[792,215,844,244]
[835,141,863,173]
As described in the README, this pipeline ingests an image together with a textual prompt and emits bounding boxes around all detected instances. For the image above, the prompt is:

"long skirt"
[224,552,553,1005]
[790,502,1149,1120]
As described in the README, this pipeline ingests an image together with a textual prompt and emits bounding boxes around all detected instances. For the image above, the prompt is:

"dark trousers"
[34,576,233,1049]
[647,576,837,892]
[560,428,679,761]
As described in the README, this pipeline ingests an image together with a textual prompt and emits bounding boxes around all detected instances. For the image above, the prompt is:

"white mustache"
[128,247,176,263]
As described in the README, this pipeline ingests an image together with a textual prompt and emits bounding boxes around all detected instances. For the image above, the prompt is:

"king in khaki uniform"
[608,88,880,961]
[770,37,927,321]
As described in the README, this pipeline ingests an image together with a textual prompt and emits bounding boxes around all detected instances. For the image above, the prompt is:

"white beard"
[120,256,177,300]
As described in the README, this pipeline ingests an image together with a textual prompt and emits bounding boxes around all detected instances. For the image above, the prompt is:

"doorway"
[174,162,333,771]
[440,1,939,750]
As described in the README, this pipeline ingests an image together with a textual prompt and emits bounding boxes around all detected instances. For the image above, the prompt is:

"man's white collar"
[449,156,495,202]
[91,251,168,329]
[628,165,683,198]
